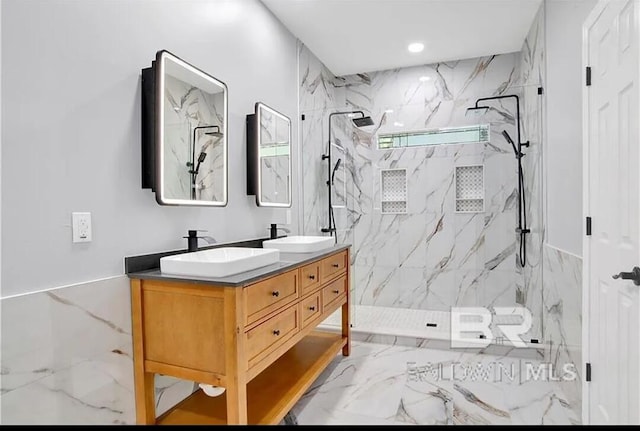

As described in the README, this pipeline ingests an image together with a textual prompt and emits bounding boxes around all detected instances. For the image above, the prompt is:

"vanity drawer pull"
[308,306,316,311]
[273,329,280,336]
[332,263,340,268]
[271,291,280,297]
[332,289,340,294]
[308,275,315,280]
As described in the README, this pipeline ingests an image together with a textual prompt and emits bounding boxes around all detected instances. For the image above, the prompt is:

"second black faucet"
[269,224,290,240]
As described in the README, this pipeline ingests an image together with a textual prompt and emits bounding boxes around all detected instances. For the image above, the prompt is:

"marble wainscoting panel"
[542,245,582,419]
[0,276,199,425]
[1,276,135,424]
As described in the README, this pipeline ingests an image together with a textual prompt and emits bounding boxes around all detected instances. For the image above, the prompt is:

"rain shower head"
[465,106,490,117]
[205,125,223,137]
[352,116,374,128]
[501,130,519,157]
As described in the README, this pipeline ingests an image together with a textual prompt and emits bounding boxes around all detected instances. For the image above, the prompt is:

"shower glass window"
[377,124,489,149]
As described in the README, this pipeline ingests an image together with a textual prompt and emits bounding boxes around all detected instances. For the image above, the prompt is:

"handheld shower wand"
[331,158,342,185]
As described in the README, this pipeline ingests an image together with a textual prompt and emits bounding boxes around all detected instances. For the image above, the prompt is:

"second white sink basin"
[262,236,334,253]
[160,247,280,278]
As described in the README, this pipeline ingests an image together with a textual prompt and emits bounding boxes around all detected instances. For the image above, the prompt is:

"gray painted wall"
[544,0,597,256]
[1,0,299,297]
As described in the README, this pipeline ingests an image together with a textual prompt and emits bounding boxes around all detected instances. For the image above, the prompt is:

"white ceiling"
[262,0,543,76]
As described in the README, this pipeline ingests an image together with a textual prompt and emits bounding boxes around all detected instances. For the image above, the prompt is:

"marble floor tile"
[290,340,579,426]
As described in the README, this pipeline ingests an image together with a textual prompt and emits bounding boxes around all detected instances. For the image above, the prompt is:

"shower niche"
[455,165,484,213]
[380,168,408,214]
[141,50,228,206]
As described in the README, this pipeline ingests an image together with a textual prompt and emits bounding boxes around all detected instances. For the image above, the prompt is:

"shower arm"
[473,95,530,150]
[321,111,366,235]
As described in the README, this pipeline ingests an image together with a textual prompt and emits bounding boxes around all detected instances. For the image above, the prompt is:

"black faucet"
[269,224,290,240]
[184,230,217,252]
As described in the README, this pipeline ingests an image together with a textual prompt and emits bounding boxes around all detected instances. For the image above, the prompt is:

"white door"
[584,0,640,425]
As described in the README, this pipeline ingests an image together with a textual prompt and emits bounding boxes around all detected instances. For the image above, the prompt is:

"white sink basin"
[160,247,280,278]
[262,236,334,253]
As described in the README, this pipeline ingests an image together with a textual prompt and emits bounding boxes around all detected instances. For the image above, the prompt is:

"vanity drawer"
[322,275,347,310]
[299,262,321,295]
[300,292,322,328]
[245,271,298,325]
[320,250,347,282]
[245,305,299,369]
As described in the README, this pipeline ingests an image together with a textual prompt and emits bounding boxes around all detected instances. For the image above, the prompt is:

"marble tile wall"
[542,245,582,419]
[0,277,192,424]
[300,45,528,318]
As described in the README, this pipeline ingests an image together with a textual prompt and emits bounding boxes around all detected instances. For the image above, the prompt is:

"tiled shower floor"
[320,304,532,348]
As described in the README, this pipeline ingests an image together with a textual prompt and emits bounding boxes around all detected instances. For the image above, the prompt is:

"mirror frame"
[246,102,292,208]
[141,50,228,206]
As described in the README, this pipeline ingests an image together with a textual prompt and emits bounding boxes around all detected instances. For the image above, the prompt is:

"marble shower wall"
[0,278,193,424]
[300,45,527,313]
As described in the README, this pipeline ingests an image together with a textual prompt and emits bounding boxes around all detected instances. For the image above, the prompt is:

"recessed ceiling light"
[385,109,394,114]
[419,76,431,82]
[407,42,424,53]
[394,122,404,127]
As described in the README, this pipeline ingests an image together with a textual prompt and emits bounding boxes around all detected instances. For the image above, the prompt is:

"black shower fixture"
[501,130,520,158]
[321,111,374,242]
[331,158,342,185]
[189,125,222,199]
[467,94,530,268]
[352,116,375,128]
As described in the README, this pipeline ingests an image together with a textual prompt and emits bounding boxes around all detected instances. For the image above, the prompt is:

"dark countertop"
[127,244,351,287]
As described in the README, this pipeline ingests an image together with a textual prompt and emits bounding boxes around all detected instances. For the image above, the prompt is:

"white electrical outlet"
[286,209,292,225]
[72,212,92,243]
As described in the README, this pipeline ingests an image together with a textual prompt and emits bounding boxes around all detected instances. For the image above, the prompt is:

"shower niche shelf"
[380,168,407,214]
[455,165,484,213]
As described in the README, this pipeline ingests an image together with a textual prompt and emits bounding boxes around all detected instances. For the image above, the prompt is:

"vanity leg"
[224,288,248,424]
[342,251,351,357]
[341,301,351,357]
[131,280,157,424]
[226,382,248,424]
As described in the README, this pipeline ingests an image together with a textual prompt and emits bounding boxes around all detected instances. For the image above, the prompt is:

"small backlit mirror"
[246,102,292,207]
[141,50,228,206]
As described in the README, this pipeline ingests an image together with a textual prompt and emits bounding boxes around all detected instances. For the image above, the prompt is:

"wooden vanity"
[128,246,351,425]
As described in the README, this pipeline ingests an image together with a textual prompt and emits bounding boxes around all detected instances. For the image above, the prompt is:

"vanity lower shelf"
[157,332,347,425]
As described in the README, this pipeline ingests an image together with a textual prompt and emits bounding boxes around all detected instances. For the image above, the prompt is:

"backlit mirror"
[246,102,292,207]
[141,50,228,206]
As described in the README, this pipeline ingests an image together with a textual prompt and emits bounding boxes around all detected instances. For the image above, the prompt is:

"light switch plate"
[72,212,92,243]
